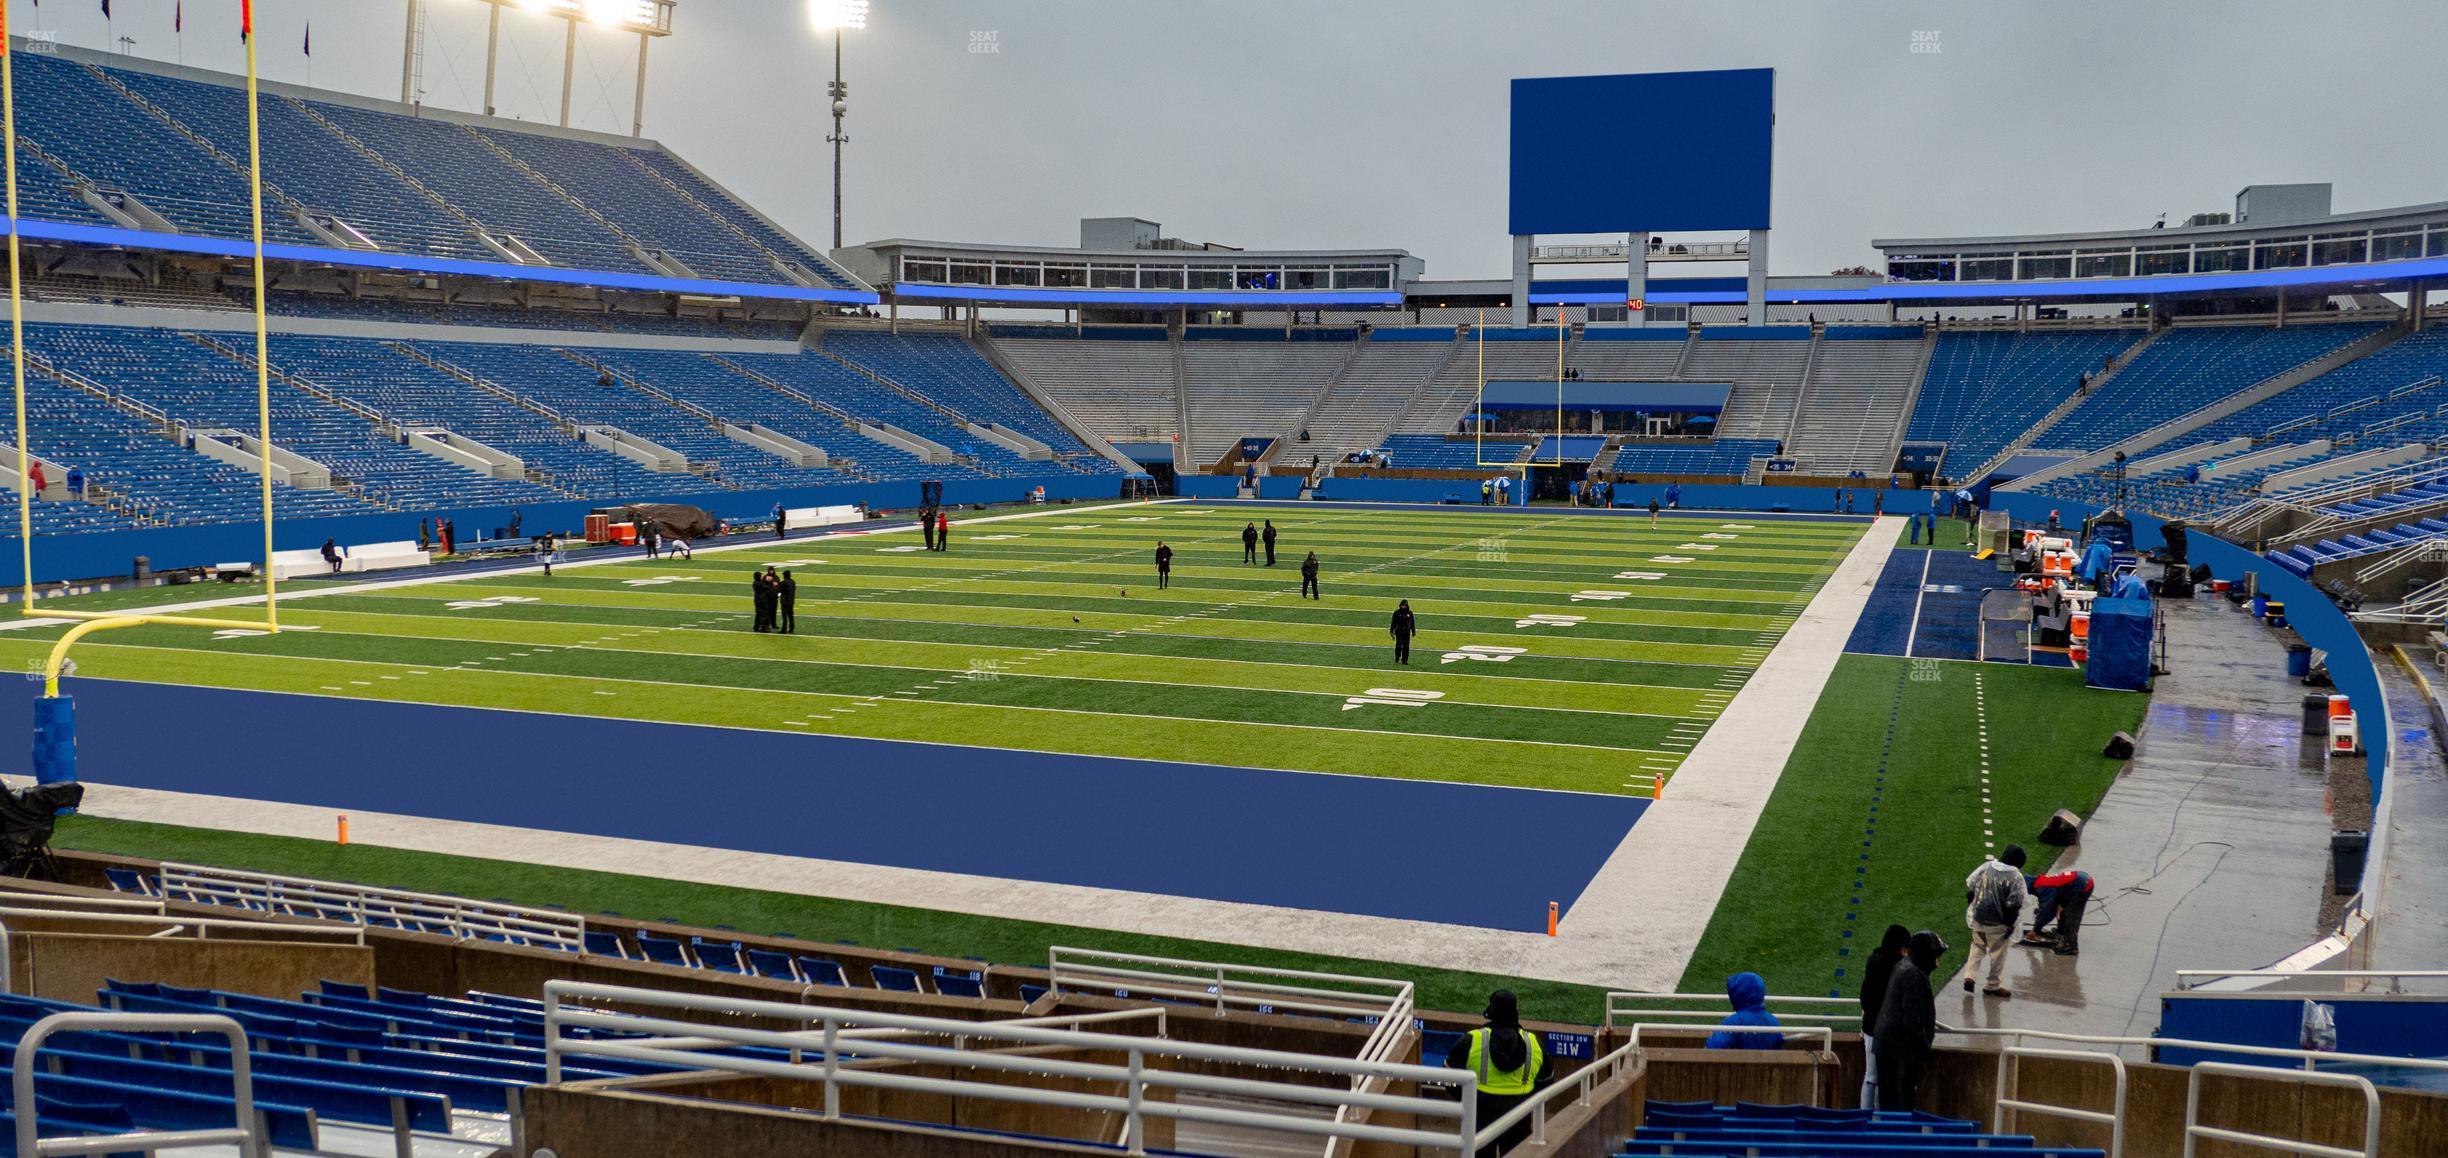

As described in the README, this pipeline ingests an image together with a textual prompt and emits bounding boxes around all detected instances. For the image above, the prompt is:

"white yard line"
[1904,549,1934,657]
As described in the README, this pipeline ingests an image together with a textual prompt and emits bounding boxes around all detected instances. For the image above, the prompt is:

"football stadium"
[0,1,2439,1154]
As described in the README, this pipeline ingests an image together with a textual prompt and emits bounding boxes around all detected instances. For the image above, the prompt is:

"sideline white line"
[1547,514,1903,990]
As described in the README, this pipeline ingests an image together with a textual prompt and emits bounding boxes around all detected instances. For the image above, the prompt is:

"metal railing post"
[821,1017,841,1120]
[543,987,563,1086]
[1124,1048,1145,1155]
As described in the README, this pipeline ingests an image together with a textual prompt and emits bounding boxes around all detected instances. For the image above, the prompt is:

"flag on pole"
[240,0,250,40]
[174,1,180,34]
[303,22,310,55]
[98,0,108,19]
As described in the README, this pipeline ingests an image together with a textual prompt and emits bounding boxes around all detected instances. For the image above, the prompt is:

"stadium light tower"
[427,0,675,134]
[809,0,869,250]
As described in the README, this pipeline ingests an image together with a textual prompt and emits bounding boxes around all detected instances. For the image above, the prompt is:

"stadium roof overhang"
[6,217,880,305]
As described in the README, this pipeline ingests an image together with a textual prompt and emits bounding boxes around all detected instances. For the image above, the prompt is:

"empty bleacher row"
[12,322,1116,536]
[983,324,1919,475]
[1377,433,1531,469]
[5,48,856,290]
[1902,328,2141,477]
[2027,325,2448,522]
[2036,321,2386,451]
[1178,336,1352,465]
[1785,331,1927,475]
[1610,437,1783,477]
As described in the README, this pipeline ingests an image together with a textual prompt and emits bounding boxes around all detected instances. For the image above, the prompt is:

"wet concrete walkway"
[1948,592,2339,1038]
[2366,648,2448,974]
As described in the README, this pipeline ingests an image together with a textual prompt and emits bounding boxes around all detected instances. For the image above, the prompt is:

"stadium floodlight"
[583,0,658,28]
[809,0,870,31]
[811,0,870,249]
[451,0,674,132]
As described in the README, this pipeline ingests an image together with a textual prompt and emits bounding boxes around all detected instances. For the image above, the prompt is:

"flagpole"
[4,4,34,608]
[240,0,277,626]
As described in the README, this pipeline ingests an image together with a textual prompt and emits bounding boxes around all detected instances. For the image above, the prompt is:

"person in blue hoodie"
[1704,971,1785,1050]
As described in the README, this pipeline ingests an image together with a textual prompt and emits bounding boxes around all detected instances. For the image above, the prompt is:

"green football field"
[13,500,2152,1020]
[2,502,1865,798]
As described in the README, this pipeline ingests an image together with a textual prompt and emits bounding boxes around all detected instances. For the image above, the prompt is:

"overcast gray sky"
[14,1,2446,279]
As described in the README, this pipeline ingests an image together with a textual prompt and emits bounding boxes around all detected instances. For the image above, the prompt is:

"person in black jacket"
[1241,521,1260,565]
[751,570,773,632]
[1261,520,1279,566]
[778,570,798,634]
[1856,924,1911,1108]
[1390,600,1417,664]
[921,505,938,550]
[1299,551,1320,599]
[1154,541,1174,590]
[1870,930,1948,1111]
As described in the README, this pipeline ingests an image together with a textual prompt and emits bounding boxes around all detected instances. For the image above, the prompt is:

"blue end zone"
[2,679,1645,932]
[1846,550,2068,665]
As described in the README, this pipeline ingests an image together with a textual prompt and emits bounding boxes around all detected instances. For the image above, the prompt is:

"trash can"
[2266,600,2288,629]
[2251,593,2269,618]
[2330,831,2369,895]
[132,555,150,581]
[2302,693,2330,736]
[2287,644,2313,680]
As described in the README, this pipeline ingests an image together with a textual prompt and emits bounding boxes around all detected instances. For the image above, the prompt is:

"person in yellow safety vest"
[1443,990,1552,1157]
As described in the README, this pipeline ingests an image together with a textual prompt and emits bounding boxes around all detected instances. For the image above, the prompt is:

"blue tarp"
[2078,541,2115,583]
[2085,596,2153,692]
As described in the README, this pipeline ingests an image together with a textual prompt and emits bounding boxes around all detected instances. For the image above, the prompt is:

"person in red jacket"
[2022,869,2095,956]
[935,510,951,552]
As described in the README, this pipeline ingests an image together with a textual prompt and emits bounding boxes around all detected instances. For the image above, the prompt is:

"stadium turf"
[0,504,1864,796]
[1675,653,2148,998]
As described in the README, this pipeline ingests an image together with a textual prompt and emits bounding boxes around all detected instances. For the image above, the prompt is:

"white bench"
[342,540,431,574]
[784,504,863,528]
[265,548,336,581]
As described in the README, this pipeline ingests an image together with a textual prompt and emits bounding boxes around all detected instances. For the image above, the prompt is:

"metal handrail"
[1048,946,1412,1021]
[2184,1063,2377,1158]
[1997,1045,2126,1158]
[1623,1023,1836,1055]
[13,1012,259,1158]
[1604,990,1862,1032]
[541,981,1478,1155]
[2175,968,2448,991]
[157,862,584,950]
[1938,1022,2448,1076]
